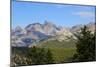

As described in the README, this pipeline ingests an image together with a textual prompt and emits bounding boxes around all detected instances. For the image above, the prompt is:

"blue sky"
[12,1,96,28]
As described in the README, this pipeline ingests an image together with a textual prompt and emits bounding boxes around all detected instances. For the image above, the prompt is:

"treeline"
[11,47,54,66]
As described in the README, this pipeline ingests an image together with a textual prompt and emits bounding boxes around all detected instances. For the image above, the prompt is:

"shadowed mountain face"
[11,21,95,47]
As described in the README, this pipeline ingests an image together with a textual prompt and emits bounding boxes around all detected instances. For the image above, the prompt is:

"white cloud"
[73,11,95,18]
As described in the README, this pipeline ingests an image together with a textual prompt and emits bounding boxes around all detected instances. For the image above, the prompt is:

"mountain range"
[11,21,95,47]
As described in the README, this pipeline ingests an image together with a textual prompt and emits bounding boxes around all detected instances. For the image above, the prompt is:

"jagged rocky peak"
[11,21,95,47]
[44,20,55,26]
[57,27,73,36]
[25,21,59,34]
[15,26,23,31]
[25,22,44,33]
[43,21,58,35]
[71,22,95,33]
[71,24,83,32]
[31,23,43,32]
[87,22,95,25]
[13,26,26,36]
[86,22,96,32]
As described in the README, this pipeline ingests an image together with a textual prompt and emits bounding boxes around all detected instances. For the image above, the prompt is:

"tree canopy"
[73,26,96,62]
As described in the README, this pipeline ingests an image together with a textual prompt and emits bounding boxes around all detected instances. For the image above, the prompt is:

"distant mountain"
[43,21,59,35]
[11,21,95,47]
[71,24,84,33]
[71,22,95,34]
[25,21,60,35]
[86,22,96,33]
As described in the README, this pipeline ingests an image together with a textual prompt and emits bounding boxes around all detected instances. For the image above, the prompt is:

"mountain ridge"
[11,21,95,47]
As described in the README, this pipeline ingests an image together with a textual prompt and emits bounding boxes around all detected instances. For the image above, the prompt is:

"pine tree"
[46,49,54,64]
[73,26,96,62]
[27,46,54,64]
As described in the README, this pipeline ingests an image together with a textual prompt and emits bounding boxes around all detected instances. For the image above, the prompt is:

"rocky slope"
[11,21,95,47]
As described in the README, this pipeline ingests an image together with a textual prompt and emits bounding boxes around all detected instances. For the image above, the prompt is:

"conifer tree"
[73,26,96,62]
[46,49,54,64]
